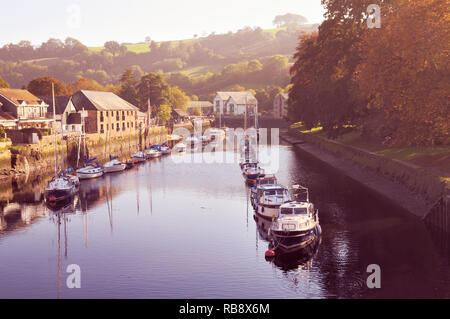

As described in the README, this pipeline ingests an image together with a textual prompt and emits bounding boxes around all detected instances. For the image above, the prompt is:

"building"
[273,93,288,119]
[71,90,140,136]
[172,109,190,123]
[213,91,258,116]
[186,101,213,116]
[0,89,52,128]
[41,96,82,133]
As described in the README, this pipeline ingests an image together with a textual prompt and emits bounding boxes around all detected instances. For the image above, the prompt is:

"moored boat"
[45,175,77,202]
[132,151,146,162]
[145,145,162,158]
[254,184,291,220]
[269,185,321,252]
[103,156,126,173]
[76,158,104,180]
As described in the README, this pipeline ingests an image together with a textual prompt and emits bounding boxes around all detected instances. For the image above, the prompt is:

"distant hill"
[0,24,318,98]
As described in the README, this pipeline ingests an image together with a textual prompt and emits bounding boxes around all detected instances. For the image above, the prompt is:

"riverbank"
[0,126,169,184]
[281,128,448,222]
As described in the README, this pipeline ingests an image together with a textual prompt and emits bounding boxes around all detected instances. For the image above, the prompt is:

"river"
[0,143,448,298]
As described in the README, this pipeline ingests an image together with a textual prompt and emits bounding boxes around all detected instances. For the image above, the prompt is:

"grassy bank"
[289,125,449,206]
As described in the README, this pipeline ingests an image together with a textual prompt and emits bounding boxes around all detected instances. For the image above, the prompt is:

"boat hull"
[76,168,104,180]
[271,225,322,252]
[44,188,74,202]
[104,164,126,173]
[255,204,280,221]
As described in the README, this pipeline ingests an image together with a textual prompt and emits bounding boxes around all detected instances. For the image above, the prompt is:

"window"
[122,122,125,131]
[116,123,119,131]
[127,122,130,128]
[106,124,109,130]
[100,111,104,122]
[100,124,104,134]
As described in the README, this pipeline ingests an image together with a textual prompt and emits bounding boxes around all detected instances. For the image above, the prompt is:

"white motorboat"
[269,186,321,252]
[243,163,265,184]
[254,184,291,220]
[103,156,126,173]
[132,151,146,162]
[173,142,187,153]
[250,174,278,208]
[76,158,104,180]
[160,143,171,154]
[145,145,162,158]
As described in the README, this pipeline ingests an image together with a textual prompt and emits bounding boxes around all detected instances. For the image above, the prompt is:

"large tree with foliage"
[356,0,449,145]
[27,76,69,96]
[118,68,138,106]
[0,75,10,88]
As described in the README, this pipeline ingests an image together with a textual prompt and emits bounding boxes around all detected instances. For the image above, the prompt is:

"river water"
[0,143,448,298]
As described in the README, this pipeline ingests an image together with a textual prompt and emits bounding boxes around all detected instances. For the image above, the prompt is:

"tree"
[0,75,10,88]
[104,41,121,57]
[273,13,308,28]
[157,104,172,124]
[118,68,138,106]
[168,86,189,111]
[356,0,449,145]
[136,73,171,112]
[68,77,104,93]
[27,76,69,96]
[192,106,202,116]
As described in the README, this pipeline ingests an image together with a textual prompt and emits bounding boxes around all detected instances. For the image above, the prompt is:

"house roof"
[41,96,71,115]
[187,101,213,109]
[173,109,189,117]
[71,90,139,112]
[0,111,17,121]
[0,89,48,106]
[217,91,257,105]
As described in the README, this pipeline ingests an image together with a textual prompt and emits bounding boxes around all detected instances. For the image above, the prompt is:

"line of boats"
[240,157,322,255]
[44,142,173,208]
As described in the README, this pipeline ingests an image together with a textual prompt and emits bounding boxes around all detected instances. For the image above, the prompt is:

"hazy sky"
[1,0,325,46]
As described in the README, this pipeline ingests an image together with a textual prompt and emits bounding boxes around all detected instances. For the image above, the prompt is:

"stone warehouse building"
[71,90,141,136]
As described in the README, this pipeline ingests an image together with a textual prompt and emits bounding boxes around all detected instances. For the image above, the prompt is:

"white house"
[213,91,258,116]
[273,93,288,119]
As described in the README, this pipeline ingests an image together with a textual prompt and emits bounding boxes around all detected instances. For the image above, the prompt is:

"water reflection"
[0,145,448,298]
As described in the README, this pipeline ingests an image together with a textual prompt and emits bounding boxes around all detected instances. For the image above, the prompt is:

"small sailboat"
[132,151,146,162]
[76,158,104,179]
[242,163,265,185]
[45,174,78,203]
[103,155,126,173]
[269,185,321,252]
[45,83,78,203]
[160,143,171,155]
[145,145,162,158]
[173,142,187,153]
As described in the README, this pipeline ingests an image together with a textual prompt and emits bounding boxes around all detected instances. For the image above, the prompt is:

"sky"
[0,0,325,46]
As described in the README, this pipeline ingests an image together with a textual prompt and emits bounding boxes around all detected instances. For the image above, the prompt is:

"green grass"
[292,125,450,177]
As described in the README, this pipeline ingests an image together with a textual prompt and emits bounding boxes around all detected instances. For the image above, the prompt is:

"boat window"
[294,207,308,214]
[280,207,293,214]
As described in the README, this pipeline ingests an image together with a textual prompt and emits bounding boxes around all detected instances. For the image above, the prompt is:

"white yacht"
[160,143,171,155]
[103,156,126,173]
[173,142,187,153]
[132,151,146,162]
[76,158,104,180]
[269,186,321,252]
[44,175,77,202]
[250,174,278,208]
[254,184,291,220]
[145,145,162,158]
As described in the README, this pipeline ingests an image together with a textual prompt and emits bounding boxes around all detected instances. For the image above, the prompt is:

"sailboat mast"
[52,83,58,176]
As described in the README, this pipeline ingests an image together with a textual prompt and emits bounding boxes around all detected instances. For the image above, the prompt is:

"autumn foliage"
[289,0,449,146]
